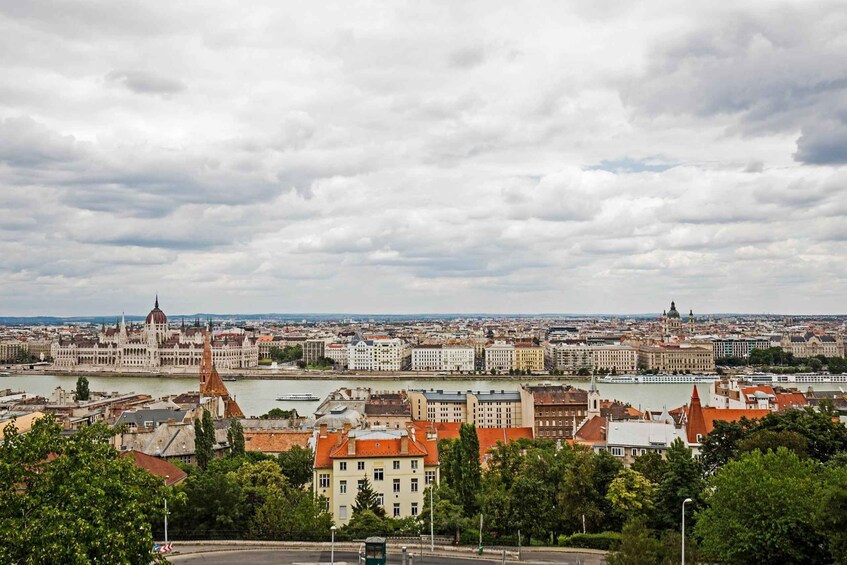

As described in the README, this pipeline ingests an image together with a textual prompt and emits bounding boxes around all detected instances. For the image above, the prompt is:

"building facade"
[710,337,771,359]
[484,342,515,372]
[546,343,638,374]
[637,344,715,373]
[51,298,259,370]
[313,426,439,525]
[514,345,544,372]
[348,336,411,372]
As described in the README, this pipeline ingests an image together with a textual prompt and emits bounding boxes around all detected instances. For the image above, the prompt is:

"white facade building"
[411,345,475,372]
[546,343,638,374]
[347,336,411,371]
[484,342,515,372]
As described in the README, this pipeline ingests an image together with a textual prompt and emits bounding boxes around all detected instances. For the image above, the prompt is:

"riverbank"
[6,367,593,382]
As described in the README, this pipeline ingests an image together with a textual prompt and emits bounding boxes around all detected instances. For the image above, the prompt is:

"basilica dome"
[146,296,168,325]
[667,301,680,319]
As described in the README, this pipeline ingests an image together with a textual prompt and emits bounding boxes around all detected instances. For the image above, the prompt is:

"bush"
[558,532,621,550]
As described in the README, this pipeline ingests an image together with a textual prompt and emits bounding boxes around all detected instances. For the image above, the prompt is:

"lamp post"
[163,477,169,546]
[681,498,692,565]
[331,525,336,565]
[429,484,434,552]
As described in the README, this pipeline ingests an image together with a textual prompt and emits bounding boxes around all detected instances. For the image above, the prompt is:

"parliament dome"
[146,296,168,325]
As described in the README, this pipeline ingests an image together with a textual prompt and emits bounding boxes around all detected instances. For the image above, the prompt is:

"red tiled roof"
[575,415,606,444]
[315,431,438,469]
[412,421,532,462]
[776,392,807,410]
[121,450,187,486]
[244,431,312,453]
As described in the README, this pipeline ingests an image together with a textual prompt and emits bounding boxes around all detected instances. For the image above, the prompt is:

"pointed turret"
[685,386,706,445]
[155,294,159,309]
[588,373,601,416]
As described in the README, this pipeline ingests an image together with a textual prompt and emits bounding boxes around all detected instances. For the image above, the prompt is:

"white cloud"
[0,0,844,315]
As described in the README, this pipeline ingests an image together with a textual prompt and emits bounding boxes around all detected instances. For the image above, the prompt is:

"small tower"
[688,309,695,333]
[588,372,601,416]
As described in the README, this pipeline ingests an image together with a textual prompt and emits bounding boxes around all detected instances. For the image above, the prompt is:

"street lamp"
[681,498,693,565]
[331,525,337,565]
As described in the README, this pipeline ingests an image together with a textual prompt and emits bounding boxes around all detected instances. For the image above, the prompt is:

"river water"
[0,373,729,417]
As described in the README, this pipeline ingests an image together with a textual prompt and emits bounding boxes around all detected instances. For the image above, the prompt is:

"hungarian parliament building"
[51,298,259,370]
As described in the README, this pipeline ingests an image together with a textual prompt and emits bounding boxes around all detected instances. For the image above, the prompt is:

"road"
[168,547,604,565]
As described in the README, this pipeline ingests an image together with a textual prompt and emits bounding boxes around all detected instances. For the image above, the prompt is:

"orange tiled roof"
[245,431,312,453]
[224,398,245,418]
[575,415,606,444]
[412,421,532,461]
[776,392,807,410]
[121,450,187,486]
[314,431,438,469]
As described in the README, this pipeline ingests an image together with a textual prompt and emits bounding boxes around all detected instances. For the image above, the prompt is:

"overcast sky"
[1,1,846,316]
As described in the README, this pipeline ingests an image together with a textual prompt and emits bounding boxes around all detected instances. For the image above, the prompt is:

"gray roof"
[115,408,189,428]
[605,420,686,448]
[419,390,467,402]
[474,391,521,402]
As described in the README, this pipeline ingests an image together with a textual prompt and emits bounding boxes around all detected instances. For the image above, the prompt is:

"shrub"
[558,532,621,550]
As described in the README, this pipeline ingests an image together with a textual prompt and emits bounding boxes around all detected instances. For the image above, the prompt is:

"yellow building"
[637,344,715,373]
[313,424,439,525]
[514,345,544,372]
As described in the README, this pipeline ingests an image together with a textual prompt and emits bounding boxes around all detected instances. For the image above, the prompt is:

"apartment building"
[323,343,349,368]
[408,390,467,423]
[348,336,411,371]
[468,391,523,428]
[442,346,475,372]
[303,339,327,365]
[484,342,515,372]
[520,384,597,440]
[514,345,544,372]
[637,344,715,373]
[546,343,638,374]
[313,425,439,525]
[709,337,771,359]
[411,346,443,371]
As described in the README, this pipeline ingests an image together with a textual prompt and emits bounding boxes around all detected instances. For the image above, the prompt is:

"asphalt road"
[169,548,604,565]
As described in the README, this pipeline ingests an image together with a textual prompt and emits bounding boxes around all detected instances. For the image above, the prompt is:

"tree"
[755,407,847,462]
[352,476,385,518]
[511,473,555,544]
[0,416,166,564]
[695,448,827,564]
[74,376,90,401]
[170,460,247,538]
[278,445,314,489]
[557,449,605,534]
[421,485,467,544]
[227,418,245,457]
[652,438,704,531]
[818,466,847,564]
[631,451,667,484]
[194,409,215,471]
[736,429,808,458]
[260,407,299,419]
[606,517,663,565]
[449,424,481,515]
[344,508,387,539]
[700,419,749,474]
[606,469,656,521]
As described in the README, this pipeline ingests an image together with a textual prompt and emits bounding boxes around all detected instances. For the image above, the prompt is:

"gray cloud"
[105,70,186,95]
[0,1,845,315]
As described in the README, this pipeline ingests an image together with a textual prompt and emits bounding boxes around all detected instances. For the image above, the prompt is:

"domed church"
[661,301,695,335]
[52,296,259,370]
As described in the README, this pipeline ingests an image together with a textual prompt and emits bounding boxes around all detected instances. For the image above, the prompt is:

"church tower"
[588,373,601,416]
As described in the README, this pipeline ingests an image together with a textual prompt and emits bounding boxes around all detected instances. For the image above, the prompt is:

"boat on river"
[276,393,320,401]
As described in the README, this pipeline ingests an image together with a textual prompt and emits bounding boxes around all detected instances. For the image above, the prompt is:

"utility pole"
[164,496,169,545]
[479,514,483,551]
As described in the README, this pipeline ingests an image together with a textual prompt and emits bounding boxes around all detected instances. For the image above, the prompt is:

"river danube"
[0,373,731,417]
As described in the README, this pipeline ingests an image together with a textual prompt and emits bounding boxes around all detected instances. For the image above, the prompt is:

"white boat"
[600,374,719,384]
[276,393,320,401]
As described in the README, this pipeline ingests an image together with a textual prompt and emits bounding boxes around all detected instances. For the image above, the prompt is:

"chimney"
[319,423,328,438]
[343,422,352,433]
[348,436,356,455]
[401,434,409,454]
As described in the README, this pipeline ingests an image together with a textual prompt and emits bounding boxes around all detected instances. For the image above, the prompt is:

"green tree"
[606,468,656,521]
[251,485,332,540]
[260,407,299,419]
[631,451,668,484]
[755,407,847,462]
[352,476,385,518]
[74,376,90,401]
[278,445,314,489]
[170,460,247,537]
[344,508,387,539]
[421,485,468,544]
[653,438,704,531]
[227,417,245,457]
[451,424,481,515]
[194,409,215,471]
[0,416,166,564]
[511,473,555,544]
[700,419,749,473]
[736,429,808,458]
[818,465,847,564]
[557,449,605,534]
[695,448,827,564]
[606,517,663,565]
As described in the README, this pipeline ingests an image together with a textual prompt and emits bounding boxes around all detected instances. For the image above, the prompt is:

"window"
[411,460,419,470]
[357,461,365,471]
[610,447,624,457]
[393,503,401,517]
[374,468,384,481]
[339,462,347,471]
[393,479,401,493]
[377,493,384,506]
[411,478,418,493]
[411,502,419,516]
[319,474,330,488]
[393,460,400,470]
[425,471,436,485]
[631,448,638,457]
[340,480,347,494]
[357,479,366,491]
[339,505,347,520]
